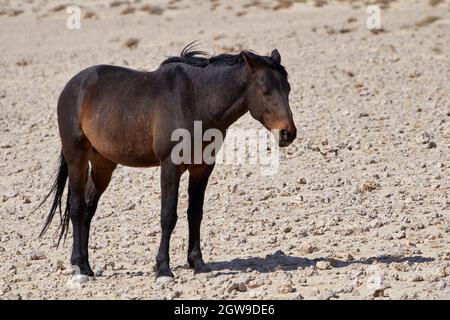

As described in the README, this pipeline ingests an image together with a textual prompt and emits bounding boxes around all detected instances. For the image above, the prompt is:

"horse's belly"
[95,146,160,168]
[82,120,160,168]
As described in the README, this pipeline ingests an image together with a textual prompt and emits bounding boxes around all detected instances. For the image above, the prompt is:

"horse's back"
[58,64,145,117]
[57,63,201,167]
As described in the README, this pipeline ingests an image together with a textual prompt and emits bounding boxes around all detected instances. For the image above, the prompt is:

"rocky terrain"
[0,0,449,299]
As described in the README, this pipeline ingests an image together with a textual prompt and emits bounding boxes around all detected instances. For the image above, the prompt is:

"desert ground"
[0,0,449,300]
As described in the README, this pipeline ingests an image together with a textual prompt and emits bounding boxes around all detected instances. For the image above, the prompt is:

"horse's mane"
[161,42,288,78]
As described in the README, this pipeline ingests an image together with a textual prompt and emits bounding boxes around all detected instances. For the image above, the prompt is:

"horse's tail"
[35,152,70,245]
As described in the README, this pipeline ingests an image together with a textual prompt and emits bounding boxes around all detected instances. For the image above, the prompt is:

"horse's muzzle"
[279,127,297,147]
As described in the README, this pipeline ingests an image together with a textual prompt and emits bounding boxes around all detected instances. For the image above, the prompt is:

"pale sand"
[0,0,449,299]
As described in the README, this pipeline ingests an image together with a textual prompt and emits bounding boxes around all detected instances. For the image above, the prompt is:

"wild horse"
[38,45,297,282]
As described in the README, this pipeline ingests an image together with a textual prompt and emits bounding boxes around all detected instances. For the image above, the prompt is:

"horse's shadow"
[208,250,434,274]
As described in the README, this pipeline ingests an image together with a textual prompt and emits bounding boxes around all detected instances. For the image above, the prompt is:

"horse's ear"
[242,51,258,71]
[271,49,281,64]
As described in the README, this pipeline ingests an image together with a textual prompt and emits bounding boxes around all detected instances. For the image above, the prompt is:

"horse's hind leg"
[81,152,116,275]
[64,145,91,275]
[187,164,214,273]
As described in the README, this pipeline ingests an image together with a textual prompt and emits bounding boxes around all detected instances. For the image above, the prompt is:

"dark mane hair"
[161,43,288,78]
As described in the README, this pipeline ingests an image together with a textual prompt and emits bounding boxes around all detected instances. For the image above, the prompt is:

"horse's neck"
[199,66,249,129]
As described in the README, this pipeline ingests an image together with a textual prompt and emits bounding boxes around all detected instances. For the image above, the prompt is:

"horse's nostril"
[281,130,289,141]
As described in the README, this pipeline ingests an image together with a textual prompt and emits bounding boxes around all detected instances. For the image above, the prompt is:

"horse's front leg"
[187,164,214,273]
[155,160,181,281]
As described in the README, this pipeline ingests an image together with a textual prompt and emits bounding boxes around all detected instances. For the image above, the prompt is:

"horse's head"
[243,49,297,147]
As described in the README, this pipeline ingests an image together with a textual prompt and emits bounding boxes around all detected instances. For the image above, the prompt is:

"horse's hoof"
[71,264,94,277]
[73,274,90,283]
[189,259,212,274]
[85,269,95,277]
[156,276,174,284]
[194,264,212,274]
[67,274,91,289]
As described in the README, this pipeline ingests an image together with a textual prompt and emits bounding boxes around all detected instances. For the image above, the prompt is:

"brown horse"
[39,45,297,281]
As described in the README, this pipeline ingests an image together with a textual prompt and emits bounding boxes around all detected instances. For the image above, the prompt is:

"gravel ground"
[0,0,449,300]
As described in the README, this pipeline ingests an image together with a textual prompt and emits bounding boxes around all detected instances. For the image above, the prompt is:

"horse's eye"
[263,91,271,97]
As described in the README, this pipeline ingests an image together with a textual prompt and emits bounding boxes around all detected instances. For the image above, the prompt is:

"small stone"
[426,141,437,149]
[29,249,46,261]
[396,231,406,239]
[64,268,75,276]
[227,281,247,293]
[412,274,424,282]
[55,260,65,271]
[435,266,449,278]
[399,293,408,300]
[297,230,308,238]
[278,280,294,294]
[346,253,355,261]
[395,261,411,272]
[417,131,431,144]
[94,269,103,277]
[416,223,425,230]
[298,178,307,185]
[271,250,286,258]
[294,293,304,300]
[228,184,238,193]
[316,261,332,270]
[313,229,325,236]
[360,181,381,193]
[319,290,338,300]
[283,226,292,233]
[123,38,139,49]
[171,290,182,299]
[371,287,387,298]
[301,242,318,254]
[2,190,18,200]
[1,285,11,294]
